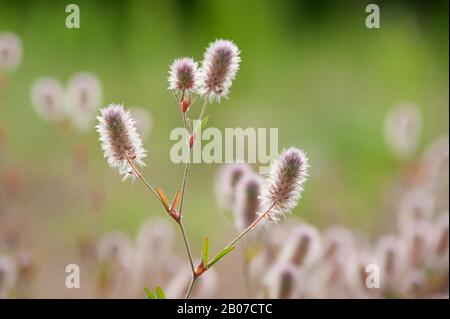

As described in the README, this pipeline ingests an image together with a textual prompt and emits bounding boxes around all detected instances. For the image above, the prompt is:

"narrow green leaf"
[207,246,235,268]
[155,286,166,299]
[200,115,210,130]
[202,237,209,268]
[144,286,155,299]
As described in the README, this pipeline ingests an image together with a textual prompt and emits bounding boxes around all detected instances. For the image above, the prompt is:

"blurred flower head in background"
[384,102,422,160]
[0,255,17,298]
[129,107,153,142]
[66,72,102,132]
[0,32,22,72]
[30,77,66,121]
[215,163,251,212]
[233,172,264,231]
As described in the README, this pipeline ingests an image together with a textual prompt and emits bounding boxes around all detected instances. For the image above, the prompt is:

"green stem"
[185,276,197,299]
[127,153,197,286]
[125,155,161,203]
[193,98,209,135]
[178,221,195,274]
[226,202,276,248]
[178,112,190,217]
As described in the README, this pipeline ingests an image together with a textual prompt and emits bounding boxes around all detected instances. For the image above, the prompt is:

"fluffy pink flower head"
[198,39,240,102]
[260,147,309,223]
[168,57,199,93]
[0,32,22,72]
[96,104,146,181]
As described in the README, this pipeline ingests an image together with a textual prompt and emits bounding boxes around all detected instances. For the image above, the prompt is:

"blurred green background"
[0,0,448,296]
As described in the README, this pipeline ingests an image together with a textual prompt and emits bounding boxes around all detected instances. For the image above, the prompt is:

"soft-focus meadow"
[0,0,448,298]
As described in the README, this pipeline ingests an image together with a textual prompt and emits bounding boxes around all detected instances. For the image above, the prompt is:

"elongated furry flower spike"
[260,147,309,223]
[168,57,199,93]
[198,39,240,102]
[96,104,146,181]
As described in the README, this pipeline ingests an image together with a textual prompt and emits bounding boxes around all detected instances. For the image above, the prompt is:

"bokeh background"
[0,0,448,298]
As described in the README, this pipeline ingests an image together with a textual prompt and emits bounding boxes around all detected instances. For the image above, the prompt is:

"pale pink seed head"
[260,147,309,223]
[168,57,199,93]
[96,104,146,181]
[198,39,240,102]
